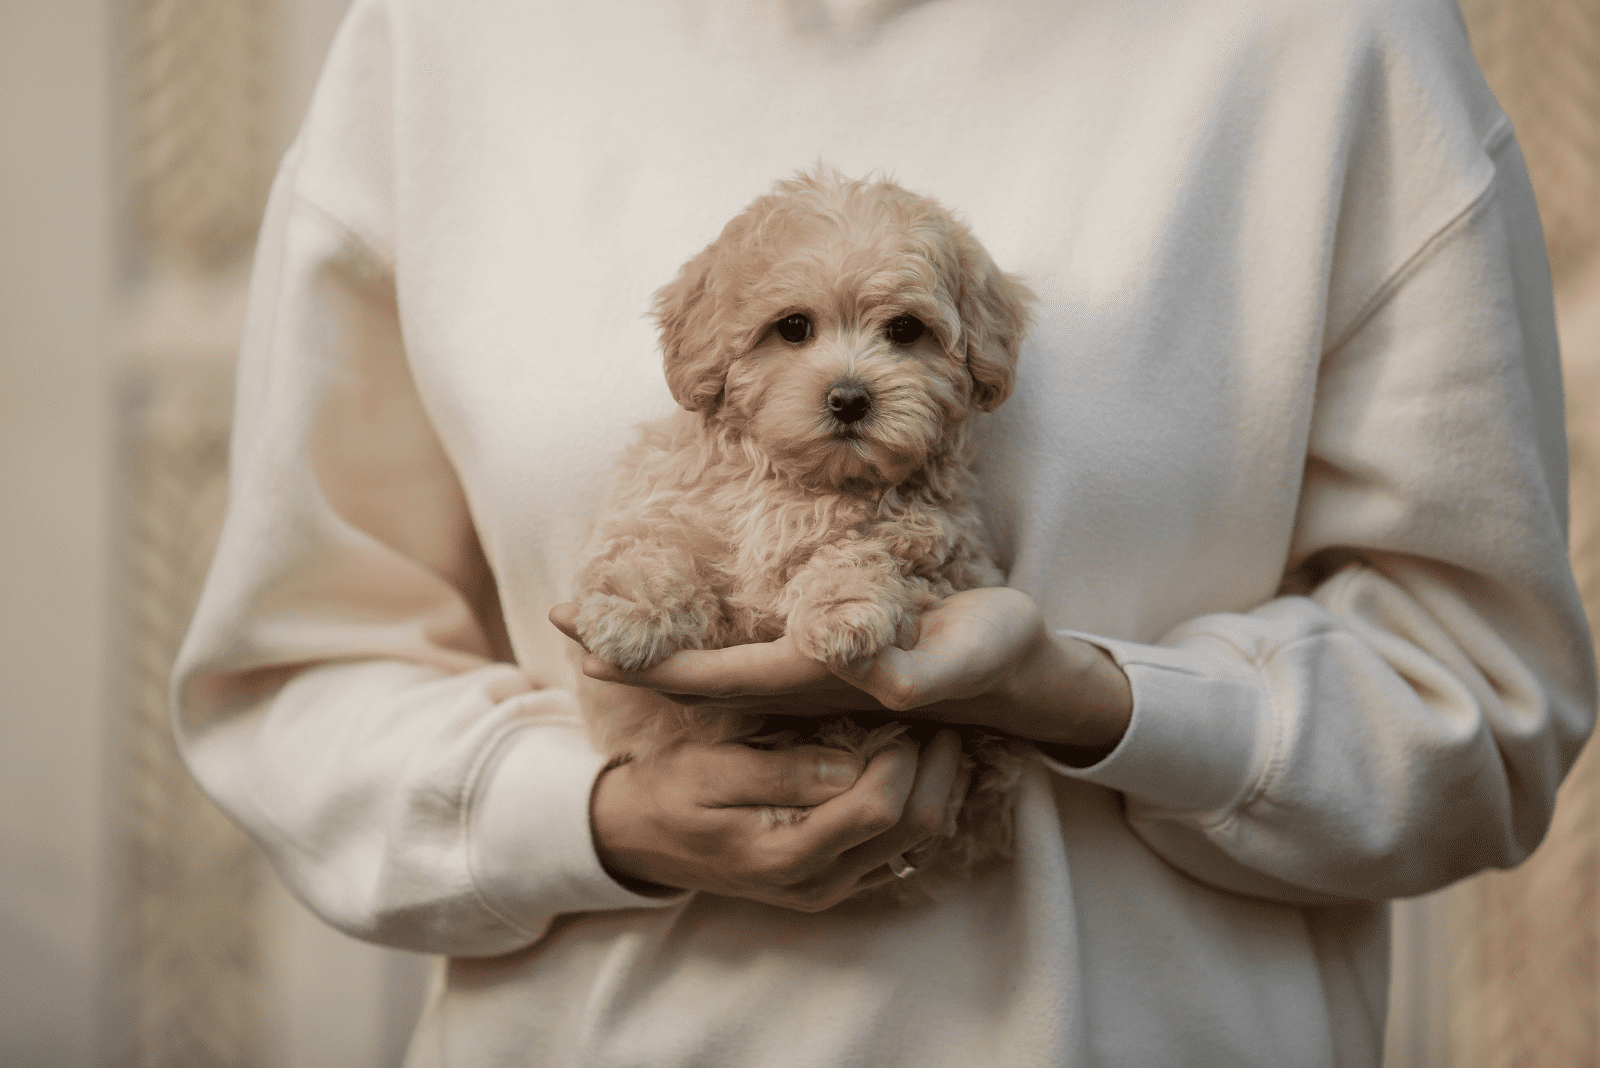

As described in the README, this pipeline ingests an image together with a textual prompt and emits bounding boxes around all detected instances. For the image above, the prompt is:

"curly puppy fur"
[575,170,1036,888]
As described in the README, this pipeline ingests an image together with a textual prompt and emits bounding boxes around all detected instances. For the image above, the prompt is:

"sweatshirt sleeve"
[1047,132,1597,906]
[170,0,680,957]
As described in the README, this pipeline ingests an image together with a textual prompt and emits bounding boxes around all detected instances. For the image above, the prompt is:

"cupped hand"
[551,588,1132,762]
[591,729,970,910]
[549,600,874,711]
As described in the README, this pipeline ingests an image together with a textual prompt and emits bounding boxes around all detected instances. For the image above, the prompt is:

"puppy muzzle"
[825,383,873,426]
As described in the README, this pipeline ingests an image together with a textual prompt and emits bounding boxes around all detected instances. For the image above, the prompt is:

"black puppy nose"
[826,385,873,425]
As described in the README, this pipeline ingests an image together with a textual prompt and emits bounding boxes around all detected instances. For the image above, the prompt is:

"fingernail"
[819,756,860,788]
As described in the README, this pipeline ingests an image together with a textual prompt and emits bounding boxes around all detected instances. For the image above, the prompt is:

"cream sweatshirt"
[172,0,1597,1064]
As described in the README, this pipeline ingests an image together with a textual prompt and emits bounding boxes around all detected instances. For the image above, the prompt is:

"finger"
[690,743,864,808]
[774,739,920,856]
[549,602,586,649]
[831,646,924,711]
[657,693,885,720]
[583,636,831,695]
[853,754,971,890]
[941,757,974,838]
[844,642,994,713]
[654,691,846,714]
[584,635,871,704]
[764,732,963,910]
[838,729,964,877]
[658,690,712,707]
[849,868,902,895]
[834,588,1041,711]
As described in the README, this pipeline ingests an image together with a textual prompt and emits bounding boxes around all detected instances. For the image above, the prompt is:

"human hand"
[590,729,970,910]
[550,600,880,713]
[551,588,1132,764]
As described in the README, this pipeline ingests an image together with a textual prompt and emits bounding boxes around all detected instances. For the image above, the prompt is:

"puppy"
[574,170,1035,884]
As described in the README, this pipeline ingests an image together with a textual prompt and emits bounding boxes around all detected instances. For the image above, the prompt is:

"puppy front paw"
[574,591,715,671]
[787,596,913,670]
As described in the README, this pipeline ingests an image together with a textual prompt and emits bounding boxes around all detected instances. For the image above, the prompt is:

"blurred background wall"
[0,1,1596,1066]
[1386,4,1600,1065]
[3,2,429,1066]
[2,2,115,1066]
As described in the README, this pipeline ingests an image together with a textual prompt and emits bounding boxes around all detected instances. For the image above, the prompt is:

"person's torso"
[294,0,1503,1062]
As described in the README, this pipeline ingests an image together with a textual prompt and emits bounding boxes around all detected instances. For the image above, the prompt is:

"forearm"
[176,658,676,953]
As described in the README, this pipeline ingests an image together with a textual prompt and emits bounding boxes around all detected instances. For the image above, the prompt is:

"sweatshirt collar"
[692,0,930,42]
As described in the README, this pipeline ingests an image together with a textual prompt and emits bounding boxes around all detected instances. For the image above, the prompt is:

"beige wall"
[1,2,427,1065]
[0,1,114,1064]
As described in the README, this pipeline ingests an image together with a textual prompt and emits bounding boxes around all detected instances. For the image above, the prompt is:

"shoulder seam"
[292,183,397,274]
[1483,111,1515,156]
[1320,111,1513,358]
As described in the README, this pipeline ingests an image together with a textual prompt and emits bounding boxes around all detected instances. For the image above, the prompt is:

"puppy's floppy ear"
[955,234,1034,412]
[654,243,734,413]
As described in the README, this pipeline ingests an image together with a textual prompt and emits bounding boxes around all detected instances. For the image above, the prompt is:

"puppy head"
[654,170,1034,492]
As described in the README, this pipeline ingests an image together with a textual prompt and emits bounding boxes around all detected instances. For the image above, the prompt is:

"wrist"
[589,760,682,896]
[999,630,1132,763]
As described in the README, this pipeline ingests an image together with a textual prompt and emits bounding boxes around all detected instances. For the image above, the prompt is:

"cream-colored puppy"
[574,170,1035,881]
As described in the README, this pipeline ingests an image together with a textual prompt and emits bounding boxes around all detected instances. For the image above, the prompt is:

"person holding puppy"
[173,0,1596,1064]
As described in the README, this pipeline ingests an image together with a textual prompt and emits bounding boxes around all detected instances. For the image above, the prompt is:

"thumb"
[548,601,587,649]
[832,646,925,712]
[690,743,865,808]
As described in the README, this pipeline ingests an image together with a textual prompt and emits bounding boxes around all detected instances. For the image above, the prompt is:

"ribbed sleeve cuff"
[1038,632,1274,817]
[467,690,687,936]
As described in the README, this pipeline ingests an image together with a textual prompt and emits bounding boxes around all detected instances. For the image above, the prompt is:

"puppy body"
[576,408,1002,682]
[574,171,1035,885]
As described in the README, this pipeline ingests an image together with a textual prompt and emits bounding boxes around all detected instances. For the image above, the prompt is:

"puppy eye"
[775,314,812,344]
[885,315,925,345]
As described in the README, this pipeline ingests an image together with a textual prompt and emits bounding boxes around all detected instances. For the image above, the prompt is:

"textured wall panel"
[103,366,266,1068]
[130,0,272,269]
